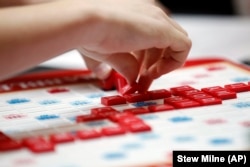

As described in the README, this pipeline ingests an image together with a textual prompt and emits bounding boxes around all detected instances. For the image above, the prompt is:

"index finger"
[153,26,192,77]
[137,29,191,92]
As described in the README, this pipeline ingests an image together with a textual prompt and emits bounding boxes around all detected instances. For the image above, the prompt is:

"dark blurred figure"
[159,0,235,15]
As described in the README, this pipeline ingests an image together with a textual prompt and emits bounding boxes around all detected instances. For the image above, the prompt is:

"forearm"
[0,0,94,80]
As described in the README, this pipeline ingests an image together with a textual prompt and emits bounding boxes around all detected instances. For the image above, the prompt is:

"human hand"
[0,0,189,87]
[78,0,191,92]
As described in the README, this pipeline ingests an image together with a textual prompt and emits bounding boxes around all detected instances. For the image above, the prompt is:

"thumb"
[80,53,112,80]
[104,52,140,85]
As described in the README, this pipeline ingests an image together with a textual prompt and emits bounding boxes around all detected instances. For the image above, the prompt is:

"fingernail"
[93,63,112,80]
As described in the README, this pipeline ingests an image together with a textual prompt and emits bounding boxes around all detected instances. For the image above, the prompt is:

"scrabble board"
[0,58,249,167]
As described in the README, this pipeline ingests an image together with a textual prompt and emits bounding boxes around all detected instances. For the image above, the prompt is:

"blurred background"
[159,0,250,16]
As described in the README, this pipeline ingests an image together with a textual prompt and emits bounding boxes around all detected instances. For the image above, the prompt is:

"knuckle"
[185,37,192,50]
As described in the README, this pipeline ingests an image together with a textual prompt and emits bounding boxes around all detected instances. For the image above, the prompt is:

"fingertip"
[137,71,153,93]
